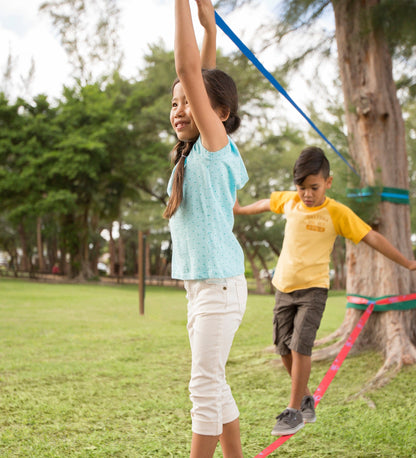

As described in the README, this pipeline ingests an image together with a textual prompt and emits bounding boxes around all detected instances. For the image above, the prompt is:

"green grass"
[0,279,415,457]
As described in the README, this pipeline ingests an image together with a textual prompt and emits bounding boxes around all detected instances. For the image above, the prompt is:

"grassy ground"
[0,278,415,457]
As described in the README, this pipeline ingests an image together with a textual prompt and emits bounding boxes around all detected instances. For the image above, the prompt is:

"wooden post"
[138,231,145,315]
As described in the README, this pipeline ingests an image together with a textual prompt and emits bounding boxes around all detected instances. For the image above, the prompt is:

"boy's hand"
[196,0,215,32]
[233,198,271,215]
[233,198,242,215]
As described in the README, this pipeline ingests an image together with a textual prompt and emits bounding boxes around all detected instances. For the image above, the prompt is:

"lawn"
[0,278,415,457]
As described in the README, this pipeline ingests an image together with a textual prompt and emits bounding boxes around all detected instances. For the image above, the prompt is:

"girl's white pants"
[184,275,247,436]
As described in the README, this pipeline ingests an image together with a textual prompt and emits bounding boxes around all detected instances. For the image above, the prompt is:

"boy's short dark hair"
[293,147,330,185]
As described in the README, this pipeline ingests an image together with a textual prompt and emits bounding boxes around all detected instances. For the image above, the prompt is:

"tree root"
[311,338,348,361]
[314,308,359,348]
[263,345,276,354]
[313,327,344,347]
[348,331,416,400]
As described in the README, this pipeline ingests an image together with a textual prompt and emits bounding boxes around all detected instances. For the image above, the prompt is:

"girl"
[164,1,248,457]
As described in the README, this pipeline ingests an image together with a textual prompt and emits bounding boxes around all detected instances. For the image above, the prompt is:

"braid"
[163,140,196,219]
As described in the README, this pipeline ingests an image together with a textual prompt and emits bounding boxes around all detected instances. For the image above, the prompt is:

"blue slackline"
[214,11,359,177]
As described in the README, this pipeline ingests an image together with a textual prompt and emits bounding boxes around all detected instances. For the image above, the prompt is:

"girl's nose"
[176,103,185,115]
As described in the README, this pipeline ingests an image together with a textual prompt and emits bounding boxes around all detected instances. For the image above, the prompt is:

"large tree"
[320,0,416,390]
[220,0,416,389]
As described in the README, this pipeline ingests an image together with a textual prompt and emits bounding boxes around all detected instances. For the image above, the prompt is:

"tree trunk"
[240,236,265,294]
[36,217,46,272]
[118,222,125,281]
[79,207,93,280]
[318,0,416,390]
[330,237,346,290]
[145,232,151,277]
[109,225,116,276]
[18,222,30,272]
[89,213,100,276]
[256,248,274,294]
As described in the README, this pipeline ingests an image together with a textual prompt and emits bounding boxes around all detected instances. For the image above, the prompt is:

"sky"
[0,0,283,101]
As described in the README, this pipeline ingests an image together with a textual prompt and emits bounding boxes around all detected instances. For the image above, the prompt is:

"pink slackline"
[254,301,375,457]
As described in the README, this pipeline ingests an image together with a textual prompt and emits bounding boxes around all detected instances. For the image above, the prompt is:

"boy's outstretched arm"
[234,198,271,215]
[197,0,216,69]
[362,230,416,271]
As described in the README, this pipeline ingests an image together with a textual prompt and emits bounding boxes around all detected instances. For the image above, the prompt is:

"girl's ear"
[215,106,230,122]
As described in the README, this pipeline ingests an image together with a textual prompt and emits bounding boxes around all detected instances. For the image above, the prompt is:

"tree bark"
[240,236,265,294]
[36,217,46,272]
[118,221,125,281]
[109,225,116,277]
[18,222,30,272]
[317,0,416,390]
[145,232,151,277]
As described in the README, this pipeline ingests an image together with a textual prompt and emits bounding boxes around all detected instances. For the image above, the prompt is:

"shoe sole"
[271,422,305,436]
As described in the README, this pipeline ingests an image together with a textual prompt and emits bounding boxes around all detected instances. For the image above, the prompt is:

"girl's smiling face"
[296,173,333,207]
[170,82,199,142]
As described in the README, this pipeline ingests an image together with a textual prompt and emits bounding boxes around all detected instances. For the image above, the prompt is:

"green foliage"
[370,0,416,58]
[0,46,177,277]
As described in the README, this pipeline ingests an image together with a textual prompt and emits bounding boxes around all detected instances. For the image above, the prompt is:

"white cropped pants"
[184,275,247,436]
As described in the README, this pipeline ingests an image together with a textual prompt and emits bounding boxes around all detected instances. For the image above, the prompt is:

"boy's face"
[296,173,333,208]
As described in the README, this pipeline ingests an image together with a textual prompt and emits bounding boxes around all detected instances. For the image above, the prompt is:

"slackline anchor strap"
[347,293,416,311]
[347,186,410,205]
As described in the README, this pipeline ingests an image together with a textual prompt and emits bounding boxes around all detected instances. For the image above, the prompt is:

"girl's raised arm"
[198,0,217,69]
[174,0,227,152]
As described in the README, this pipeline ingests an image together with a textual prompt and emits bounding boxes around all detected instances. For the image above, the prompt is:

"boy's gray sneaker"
[271,408,304,436]
[301,395,316,423]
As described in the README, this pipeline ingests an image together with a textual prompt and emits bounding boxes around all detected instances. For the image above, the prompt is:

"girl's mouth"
[175,121,188,130]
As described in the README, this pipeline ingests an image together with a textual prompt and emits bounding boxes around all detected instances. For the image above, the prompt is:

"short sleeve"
[270,191,298,214]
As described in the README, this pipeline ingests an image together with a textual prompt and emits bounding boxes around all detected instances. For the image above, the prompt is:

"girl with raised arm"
[164,1,248,456]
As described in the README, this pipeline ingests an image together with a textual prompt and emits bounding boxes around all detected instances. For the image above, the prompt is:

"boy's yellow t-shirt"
[270,191,371,293]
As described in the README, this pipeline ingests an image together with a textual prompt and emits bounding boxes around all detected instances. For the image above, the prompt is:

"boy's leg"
[287,350,312,410]
[287,288,327,422]
[272,288,327,435]
[281,352,312,410]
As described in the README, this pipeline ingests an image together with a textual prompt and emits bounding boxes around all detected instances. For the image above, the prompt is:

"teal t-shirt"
[168,136,248,280]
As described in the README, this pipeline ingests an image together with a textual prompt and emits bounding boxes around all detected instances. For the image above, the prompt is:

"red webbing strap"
[347,292,416,306]
[254,301,375,457]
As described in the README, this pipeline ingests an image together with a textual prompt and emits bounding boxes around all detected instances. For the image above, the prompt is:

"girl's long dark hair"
[163,69,240,219]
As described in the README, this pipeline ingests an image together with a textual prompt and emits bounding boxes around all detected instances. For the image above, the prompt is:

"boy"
[233,146,416,436]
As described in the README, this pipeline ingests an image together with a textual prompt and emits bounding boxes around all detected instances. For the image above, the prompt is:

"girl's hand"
[196,0,215,32]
